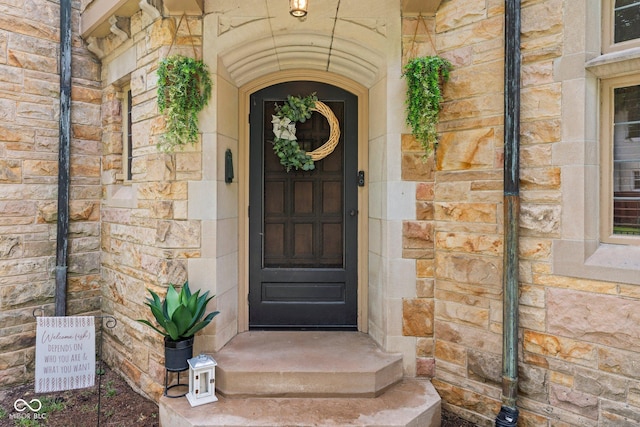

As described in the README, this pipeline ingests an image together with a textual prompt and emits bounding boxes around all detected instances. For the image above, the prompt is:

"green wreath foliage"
[402,56,452,156]
[271,93,318,172]
[157,55,212,152]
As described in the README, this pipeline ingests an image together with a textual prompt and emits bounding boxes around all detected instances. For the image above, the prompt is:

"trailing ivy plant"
[157,55,212,152]
[271,93,318,172]
[402,56,452,156]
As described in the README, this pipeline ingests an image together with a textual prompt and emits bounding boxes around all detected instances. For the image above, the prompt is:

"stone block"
[536,274,618,294]
[521,119,561,144]
[0,98,16,121]
[549,384,598,420]
[8,49,57,73]
[520,305,546,331]
[435,320,501,354]
[416,278,434,298]
[71,155,100,178]
[519,284,545,308]
[0,236,21,259]
[435,202,496,223]
[0,159,21,182]
[435,339,466,366]
[433,181,472,202]
[518,408,550,427]
[598,347,640,380]
[416,201,434,220]
[416,182,434,200]
[437,127,495,171]
[435,252,501,287]
[432,379,501,419]
[402,298,434,337]
[520,203,560,235]
[521,167,561,191]
[435,231,502,255]
[23,240,55,257]
[467,349,501,385]
[518,363,548,401]
[70,201,100,221]
[416,337,434,357]
[550,371,573,388]
[416,357,435,377]
[403,221,434,249]
[524,330,596,367]
[155,220,200,248]
[68,252,100,275]
[548,288,640,353]
[137,182,187,200]
[435,300,489,328]
[416,259,434,278]
[629,381,640,408]
[574,368,627,401]
[402,152,435,181]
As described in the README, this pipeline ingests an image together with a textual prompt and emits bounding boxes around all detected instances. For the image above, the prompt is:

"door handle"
[349,209,357,217]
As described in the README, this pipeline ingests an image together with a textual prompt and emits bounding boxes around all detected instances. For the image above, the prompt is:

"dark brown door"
[249,81,358,329]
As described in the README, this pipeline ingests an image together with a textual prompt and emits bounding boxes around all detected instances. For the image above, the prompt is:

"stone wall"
[0,0,102,387]
[402,0,640,426]
[98,11,206,400]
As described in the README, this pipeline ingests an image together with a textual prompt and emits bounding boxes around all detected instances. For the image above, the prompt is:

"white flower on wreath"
[272,115,297,141]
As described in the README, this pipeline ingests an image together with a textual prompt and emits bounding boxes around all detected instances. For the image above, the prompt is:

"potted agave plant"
[138,282,219,371]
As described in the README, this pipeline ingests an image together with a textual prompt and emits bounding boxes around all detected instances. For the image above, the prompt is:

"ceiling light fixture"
[289,0,308,17]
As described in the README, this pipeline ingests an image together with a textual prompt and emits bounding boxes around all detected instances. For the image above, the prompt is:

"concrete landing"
[159,331,441,427]
[159,379,441,427]
[214,331,403,397]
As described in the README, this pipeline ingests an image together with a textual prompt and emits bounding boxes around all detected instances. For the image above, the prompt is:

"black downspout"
[55,0,72,316]
[496,0,521,425]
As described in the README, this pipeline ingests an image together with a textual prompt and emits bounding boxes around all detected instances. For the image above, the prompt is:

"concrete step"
[159,378,441,427]
[212,331,404,397]
[158,331,441,426]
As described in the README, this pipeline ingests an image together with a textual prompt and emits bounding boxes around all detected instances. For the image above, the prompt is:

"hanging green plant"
[271,93,341,172]
[157,54,212,152]
[402,56,452,156]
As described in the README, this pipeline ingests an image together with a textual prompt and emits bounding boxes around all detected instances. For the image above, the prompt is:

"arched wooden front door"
[249,81,358,329]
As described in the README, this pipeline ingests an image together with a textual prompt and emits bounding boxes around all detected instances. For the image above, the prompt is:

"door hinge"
[248,205,250,217]
[357,170,365,187]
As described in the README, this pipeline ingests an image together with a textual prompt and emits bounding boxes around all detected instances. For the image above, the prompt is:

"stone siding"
[0,0,101,387]
[98,11,205,400]
[402,0,640,426]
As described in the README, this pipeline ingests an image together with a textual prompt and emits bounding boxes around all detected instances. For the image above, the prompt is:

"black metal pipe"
[55,0,72,316]
[496,0,521,424]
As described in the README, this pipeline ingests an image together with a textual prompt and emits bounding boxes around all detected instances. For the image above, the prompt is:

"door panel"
[249,81,358,329]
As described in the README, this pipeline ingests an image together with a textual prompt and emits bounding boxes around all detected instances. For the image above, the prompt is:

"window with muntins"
[601,77,640,243]
[613,84,640,234]
[604,0,640,52]
[615,0,640,43]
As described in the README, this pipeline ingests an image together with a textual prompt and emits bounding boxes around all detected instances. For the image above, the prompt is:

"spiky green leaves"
[138,282,219,341]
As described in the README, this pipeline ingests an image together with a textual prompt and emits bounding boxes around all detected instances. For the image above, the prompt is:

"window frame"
[116,83,133,182]
[602,0,640,54]
[600,74,640,244]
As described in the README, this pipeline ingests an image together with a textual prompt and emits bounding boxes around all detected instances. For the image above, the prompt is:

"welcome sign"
[35,316,95,392]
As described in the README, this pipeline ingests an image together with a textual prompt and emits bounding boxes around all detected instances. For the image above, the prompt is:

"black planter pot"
[164,336,194,372]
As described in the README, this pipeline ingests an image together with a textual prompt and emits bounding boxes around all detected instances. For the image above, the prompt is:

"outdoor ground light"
[289,0,308,17]
[185,354,218,407]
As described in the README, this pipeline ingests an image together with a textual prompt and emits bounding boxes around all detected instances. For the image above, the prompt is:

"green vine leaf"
[271,93,318,172]
[402,56,452,156]
[157,55,213,152]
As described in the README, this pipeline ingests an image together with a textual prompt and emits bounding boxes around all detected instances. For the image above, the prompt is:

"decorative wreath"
[271,93,341,172]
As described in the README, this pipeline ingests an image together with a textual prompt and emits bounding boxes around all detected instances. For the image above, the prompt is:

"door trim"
[238,70,369,332]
